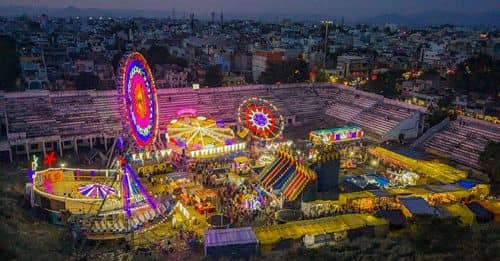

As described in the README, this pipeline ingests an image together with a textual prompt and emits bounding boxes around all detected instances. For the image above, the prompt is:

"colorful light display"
[309,126,363,144]
[43,151,57,168]
[117,52,159,148]
[238,98,284,141]
[122,163,157,216]
[78,183,116,198]
[167,114,236,153]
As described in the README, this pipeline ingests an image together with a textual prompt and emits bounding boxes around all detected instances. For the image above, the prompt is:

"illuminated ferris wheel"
[238,97,284,141]
[116,52,159,149]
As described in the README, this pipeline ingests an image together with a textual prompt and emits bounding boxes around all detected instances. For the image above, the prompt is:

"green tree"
[480,141,500,194]
[315,71,329,82]
[425,96,455,128]
[259,57,309,84]
[204,65,223,87]
[364,70,402,98]
[0,36,21,91]
[145,45,188,67]
[74,72,100,90]
[448,54,500,96]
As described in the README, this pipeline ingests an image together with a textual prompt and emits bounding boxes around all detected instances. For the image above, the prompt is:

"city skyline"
[1,0,499,20]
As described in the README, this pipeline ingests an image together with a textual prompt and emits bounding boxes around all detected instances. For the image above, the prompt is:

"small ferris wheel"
[237,97,285,141]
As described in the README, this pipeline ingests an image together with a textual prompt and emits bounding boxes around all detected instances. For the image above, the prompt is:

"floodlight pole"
[321,20,333,69]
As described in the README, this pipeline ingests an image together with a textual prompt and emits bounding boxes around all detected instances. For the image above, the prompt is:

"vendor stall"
[204,227,258,258]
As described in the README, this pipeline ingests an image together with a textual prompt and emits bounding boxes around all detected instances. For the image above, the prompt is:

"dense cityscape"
[0,2,499,260]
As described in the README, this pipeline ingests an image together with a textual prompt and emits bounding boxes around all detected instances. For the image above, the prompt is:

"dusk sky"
[2,0,499,18]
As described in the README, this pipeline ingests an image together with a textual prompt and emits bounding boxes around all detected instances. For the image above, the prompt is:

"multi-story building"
[252,50,284,82]
[334,55,369,79]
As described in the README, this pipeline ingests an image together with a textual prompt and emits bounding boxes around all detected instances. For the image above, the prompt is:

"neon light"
[309,126,363,144]
[28,169,34,183]
[43,151,57,168]
[78,183,116,198]
[238,97,284,141]
[176,108,197,117]
[118,52,159,148]
[122,164,157,216]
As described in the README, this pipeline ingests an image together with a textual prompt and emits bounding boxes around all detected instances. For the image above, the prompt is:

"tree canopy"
[480,141,500,193]
[364,69,403,99]
[204,65,223,87]
[74,72,100,90]
[145,45,188,67]
[447,54,500,96]
[259,57,309,84]
[0,36,21,91]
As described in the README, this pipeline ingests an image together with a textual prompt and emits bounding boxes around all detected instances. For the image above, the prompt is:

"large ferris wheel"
[237,97,285,141]
[116,51,159,150]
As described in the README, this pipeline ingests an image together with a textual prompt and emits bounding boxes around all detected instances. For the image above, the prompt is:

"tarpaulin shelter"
[368,147,467,183]
[477,200,500,222]
[442,203,475,225]
[375,209,407,228]
[467,202,494,223]
[253,214,388,251]
[204,227,258,258]
[399,197,435,217]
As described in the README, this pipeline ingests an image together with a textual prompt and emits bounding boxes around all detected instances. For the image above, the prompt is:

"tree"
[259,57,309,84]
[74,72,100,90]
[480,141,500,194]
[364,69,402,99]
[145,45,188,68]
[204,65,223,87]
[448,54,500,96]
[315,71,329,82]
[0,36,21,91]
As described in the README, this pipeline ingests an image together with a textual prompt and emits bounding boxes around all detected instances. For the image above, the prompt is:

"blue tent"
[400,197,435,216]
[467,202,494,223]
[456,179,480,189]
[204,227,258,258]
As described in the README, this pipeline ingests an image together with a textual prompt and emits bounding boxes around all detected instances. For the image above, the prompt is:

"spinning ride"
[116,52,159,149]
[238,98,284,141]
[167,112,244,158]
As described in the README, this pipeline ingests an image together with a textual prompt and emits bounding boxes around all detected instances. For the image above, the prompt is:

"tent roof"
[443,203,475,225]
[467,202,494,221]
[204,227,257,247]
[400,197,435,215]
[375,209,407,226]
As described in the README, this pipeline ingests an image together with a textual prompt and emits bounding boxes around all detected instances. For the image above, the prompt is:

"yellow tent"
[478,200,500,222]
[442,203,475,225]
[368,147,467,183]
[253,214,388,250]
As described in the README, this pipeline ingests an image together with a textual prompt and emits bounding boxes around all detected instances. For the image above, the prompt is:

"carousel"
[166,110,246,158]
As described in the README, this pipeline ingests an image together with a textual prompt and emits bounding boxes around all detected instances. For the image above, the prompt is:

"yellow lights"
[167,114,235,151]
[370,159,379,167]
[329,76,338,83]
[188,142,246,158]
[31,155,39,170]
[265,140,293,150]
[60,163,66,168]
[192,83,200,90]
[132,149,171,161]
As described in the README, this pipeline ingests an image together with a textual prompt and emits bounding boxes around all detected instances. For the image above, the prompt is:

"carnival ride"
[259,147,317,201]
[44,51,173,240]
[116,51,160,150]
[238,98,284,141]
[309,126,363,144]
[166,112,245,158]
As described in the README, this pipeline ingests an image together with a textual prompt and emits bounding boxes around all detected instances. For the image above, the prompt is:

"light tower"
[321,20,333,69]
